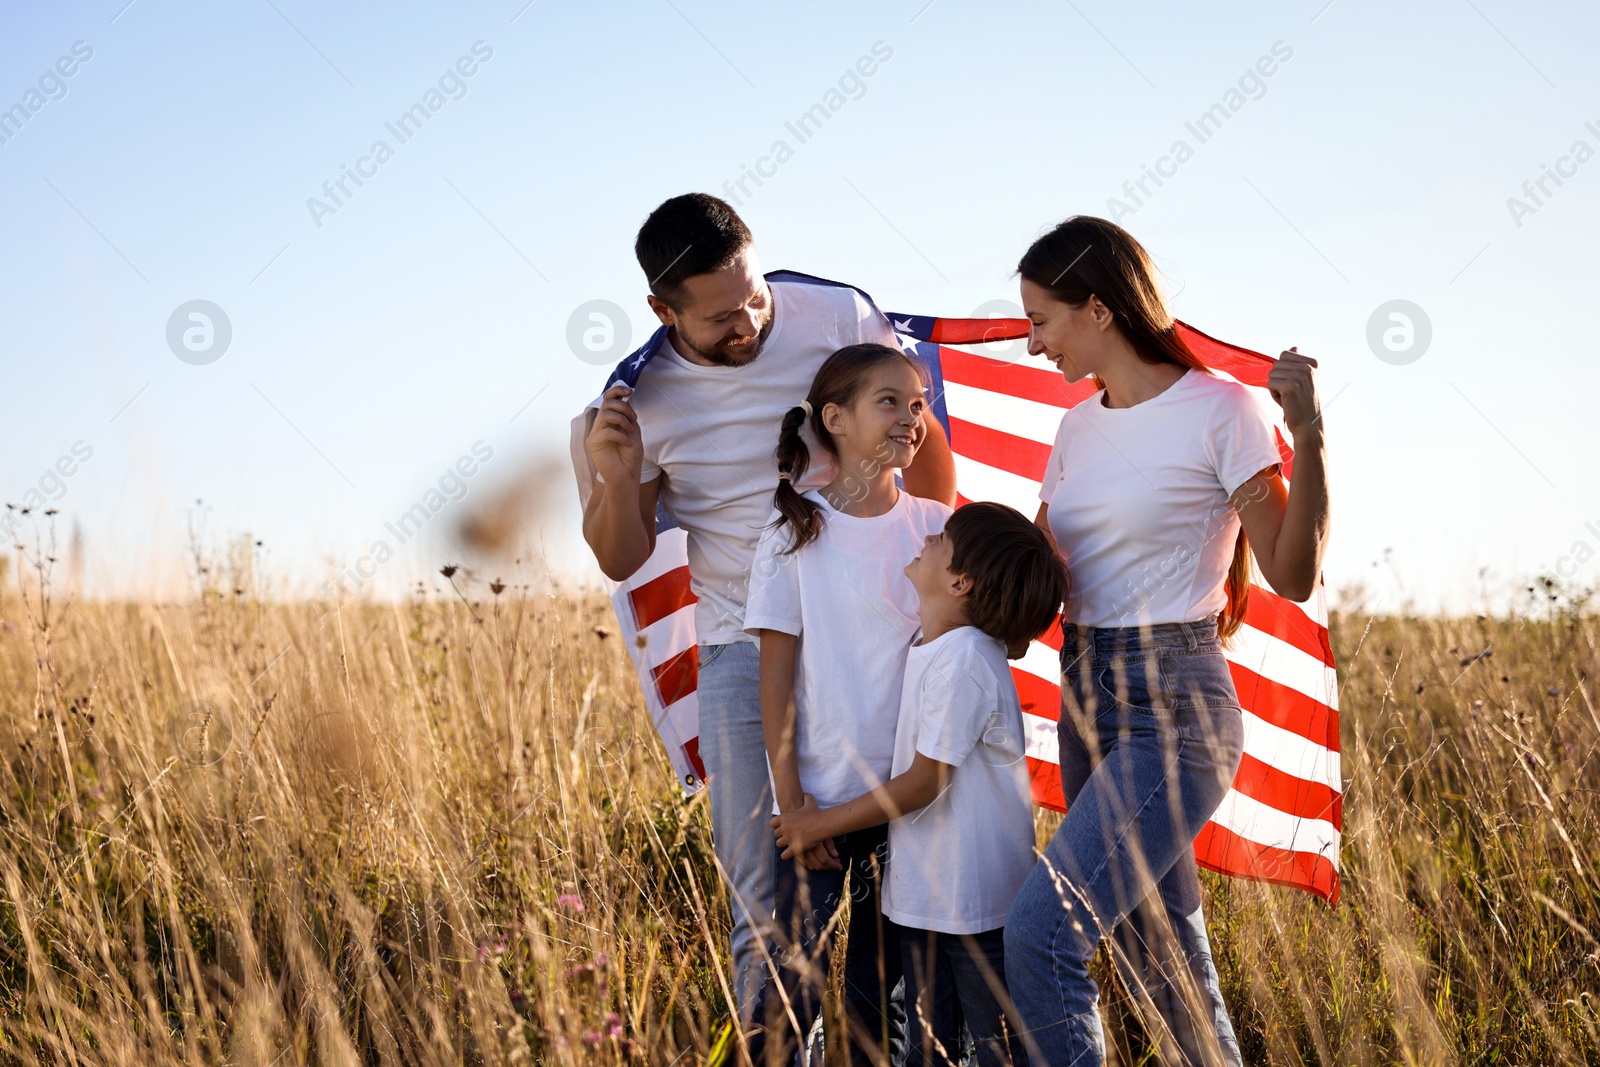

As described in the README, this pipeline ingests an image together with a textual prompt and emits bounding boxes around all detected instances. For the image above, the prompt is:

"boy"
[773,502,1068,1066]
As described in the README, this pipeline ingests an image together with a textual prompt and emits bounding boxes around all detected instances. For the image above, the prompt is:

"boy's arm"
[771,754,951,858]
[757,629,806,812]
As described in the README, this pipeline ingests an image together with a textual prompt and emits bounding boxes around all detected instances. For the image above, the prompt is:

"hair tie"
[777,471,792,481]
[798,400,813,419]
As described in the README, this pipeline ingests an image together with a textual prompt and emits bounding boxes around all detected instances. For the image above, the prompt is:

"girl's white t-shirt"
[743,490,954,811]
[883,626,1036,936]
[1040,369,1284,628]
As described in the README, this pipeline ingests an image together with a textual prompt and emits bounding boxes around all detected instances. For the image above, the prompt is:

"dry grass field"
[0,539,1597,1065]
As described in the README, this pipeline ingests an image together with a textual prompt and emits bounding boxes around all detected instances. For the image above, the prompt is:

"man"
[580,193,955,1046]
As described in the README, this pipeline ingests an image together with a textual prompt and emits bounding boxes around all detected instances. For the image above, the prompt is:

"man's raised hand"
[586,383,644,485]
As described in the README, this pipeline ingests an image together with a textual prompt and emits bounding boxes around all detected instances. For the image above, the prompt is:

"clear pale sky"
[2,0,1596,613]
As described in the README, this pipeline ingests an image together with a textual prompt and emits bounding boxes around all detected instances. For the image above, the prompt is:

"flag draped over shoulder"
[569,271,1343,905]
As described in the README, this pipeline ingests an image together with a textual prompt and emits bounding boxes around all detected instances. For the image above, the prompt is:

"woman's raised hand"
[1267,347,1322,437]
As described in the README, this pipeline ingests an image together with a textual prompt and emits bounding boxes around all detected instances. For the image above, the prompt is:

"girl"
[1003,216,1330,1066]
[743,342,953,1064]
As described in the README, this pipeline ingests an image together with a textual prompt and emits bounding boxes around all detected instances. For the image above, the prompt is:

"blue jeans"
[1005,618,1245,1067]
[695,641,776,1024]
[900,926,1028,1067]
[761,823,907,1066]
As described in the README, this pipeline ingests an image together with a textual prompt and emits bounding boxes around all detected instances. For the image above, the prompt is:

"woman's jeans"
[1005,617,1245,1067]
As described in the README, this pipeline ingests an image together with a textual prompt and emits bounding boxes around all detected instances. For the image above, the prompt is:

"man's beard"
[677,308,775,367]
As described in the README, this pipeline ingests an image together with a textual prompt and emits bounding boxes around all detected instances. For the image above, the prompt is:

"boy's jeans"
[900,925,1027,1067]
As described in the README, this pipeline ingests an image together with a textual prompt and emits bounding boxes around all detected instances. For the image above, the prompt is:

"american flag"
[570,271,1342,905]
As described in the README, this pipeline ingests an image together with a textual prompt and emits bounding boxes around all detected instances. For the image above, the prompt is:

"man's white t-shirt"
[883,626,1036,936]
[1039,369,1284,628]
[627,279,899,645]
[743,490,953,811]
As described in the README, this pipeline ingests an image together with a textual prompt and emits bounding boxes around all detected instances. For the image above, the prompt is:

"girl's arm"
[1234,351,1330,602]
[757,629,806,812]
[771,753,951,859]
[757,630,841,871]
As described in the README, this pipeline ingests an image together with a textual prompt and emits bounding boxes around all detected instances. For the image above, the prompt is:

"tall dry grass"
[0,543,1597,1064]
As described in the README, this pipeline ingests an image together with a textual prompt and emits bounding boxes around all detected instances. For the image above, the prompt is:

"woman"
[1002,216,1329,1066]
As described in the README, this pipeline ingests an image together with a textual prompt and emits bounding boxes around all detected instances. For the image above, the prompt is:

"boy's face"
[905,528,962,614]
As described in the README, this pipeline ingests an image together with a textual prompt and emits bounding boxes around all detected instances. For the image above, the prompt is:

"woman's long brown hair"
[1018,215,1254,641]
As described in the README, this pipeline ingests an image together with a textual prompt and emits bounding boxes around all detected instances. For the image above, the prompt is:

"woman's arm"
[1034,502,1060,558]
[771,754,951,859]
[1234,350,1330,602]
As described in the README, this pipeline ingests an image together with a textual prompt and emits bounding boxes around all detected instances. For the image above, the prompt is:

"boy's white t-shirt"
[626,279,898,645]
[883,626,1036,936]
[1039,369,1284,628]
[743,490,954,811]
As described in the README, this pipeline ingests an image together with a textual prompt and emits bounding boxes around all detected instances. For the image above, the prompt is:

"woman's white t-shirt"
[883,626,1036,936]
[743,490,953,811]
[1040,369,1283,628]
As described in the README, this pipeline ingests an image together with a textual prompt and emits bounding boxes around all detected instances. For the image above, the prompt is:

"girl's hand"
[1267,347,1322,437]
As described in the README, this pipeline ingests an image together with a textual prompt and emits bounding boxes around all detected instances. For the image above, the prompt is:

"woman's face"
[1022,277,1105,384]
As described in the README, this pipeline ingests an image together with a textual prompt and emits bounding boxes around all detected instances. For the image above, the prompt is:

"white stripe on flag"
[1210,786,1341,859]
[942,379,1065,444]
[1228,621,1341,710]
[950,452,1044,513]
[1240,709,1341,793]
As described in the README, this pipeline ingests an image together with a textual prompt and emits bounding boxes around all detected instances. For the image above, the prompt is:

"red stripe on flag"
[1243,587,1335,668]
[1012,667,1062,725]
[630,566,698,630]
[927,318,1030,345]
[683,735,707,782]
[948,417,1053,481]
[651,645,699,707]
[1026,755,1066,813]
[1175,322,1275,388]
[1193,821,1340,905]
[1227,661,1340,752]
[1228,751,1342,826]
[940,347,1087,409]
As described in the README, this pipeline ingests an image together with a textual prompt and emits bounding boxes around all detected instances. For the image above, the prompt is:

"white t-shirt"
[1039,368,1283,628]
[743,490,954,810]
[883,626,1036,936]
[627,279,898,644]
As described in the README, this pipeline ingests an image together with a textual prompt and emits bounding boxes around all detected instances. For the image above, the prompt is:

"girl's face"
[1021,277,1111,384]
[822,360,928,471]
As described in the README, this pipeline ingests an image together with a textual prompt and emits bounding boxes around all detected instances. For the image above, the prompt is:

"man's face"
[649,248,774,367]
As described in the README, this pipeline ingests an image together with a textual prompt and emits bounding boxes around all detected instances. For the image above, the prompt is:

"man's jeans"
[695,641,775,1022]
[900,926,1027,1067]
[1004,618,1245,1067]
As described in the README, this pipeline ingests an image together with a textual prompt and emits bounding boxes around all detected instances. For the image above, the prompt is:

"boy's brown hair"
[945,502,1069,659]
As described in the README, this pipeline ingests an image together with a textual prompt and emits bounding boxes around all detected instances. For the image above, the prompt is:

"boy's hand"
[772,795,841,868]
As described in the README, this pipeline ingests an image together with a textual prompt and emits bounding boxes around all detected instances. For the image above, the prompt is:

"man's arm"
[903,414,957,507]
[580,384,661,580]
[771,753,951,858]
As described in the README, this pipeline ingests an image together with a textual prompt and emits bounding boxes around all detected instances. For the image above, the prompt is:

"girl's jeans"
[1005,617,1245,1067]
